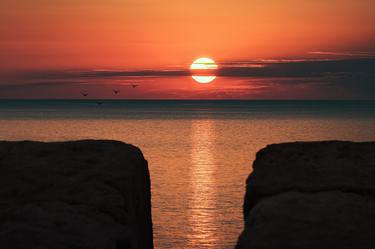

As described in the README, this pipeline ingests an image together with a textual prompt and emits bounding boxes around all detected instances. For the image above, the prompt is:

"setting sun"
[190,58,218,84]
[190,58,218,70]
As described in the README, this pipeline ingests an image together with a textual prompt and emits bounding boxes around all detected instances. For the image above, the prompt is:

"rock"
[236,141,375,249]
[0,140,153,249]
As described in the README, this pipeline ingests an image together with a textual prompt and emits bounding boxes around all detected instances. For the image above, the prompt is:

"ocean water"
[1,100,375,249]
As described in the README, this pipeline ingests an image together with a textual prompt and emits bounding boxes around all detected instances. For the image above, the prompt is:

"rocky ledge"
[0,140,153,249]
[236,141,375,249]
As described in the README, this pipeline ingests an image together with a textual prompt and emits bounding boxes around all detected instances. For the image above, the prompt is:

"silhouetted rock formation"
[236,141,375,249]
[0,140,153,249]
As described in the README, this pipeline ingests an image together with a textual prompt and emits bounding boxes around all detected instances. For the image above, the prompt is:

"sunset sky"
[1,0,375,99]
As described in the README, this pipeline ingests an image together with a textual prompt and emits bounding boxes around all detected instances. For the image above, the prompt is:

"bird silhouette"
[81,92,88,97]
[96,101,103,105]
[113,90,120,94]
[131,84,139,88]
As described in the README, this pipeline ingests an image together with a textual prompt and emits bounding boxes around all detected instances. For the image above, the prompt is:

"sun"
[190,57,218,84]
[190,58,218,70]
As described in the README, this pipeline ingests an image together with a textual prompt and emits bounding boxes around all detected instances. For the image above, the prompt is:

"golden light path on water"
[188,120,217,247]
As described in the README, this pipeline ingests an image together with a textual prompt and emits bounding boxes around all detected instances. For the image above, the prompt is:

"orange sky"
[1,0,374,70]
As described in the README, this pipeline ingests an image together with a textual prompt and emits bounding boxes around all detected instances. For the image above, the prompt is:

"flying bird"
[131,84,139,88]
[81,92,88,97]
[96,101,103,105]
[113,90,120,94]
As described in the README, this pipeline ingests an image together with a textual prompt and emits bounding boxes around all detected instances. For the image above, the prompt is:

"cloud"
[217,58,375,77]
[308,51,375,57]
[1,58,375,99]
[5,58,373,81]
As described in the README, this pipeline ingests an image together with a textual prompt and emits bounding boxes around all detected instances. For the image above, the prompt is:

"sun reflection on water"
[188,120,218,248]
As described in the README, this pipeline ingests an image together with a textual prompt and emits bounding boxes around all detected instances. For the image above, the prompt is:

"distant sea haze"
[1,99,375,249]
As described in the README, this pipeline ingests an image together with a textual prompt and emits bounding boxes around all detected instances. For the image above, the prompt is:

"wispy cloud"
[308,51,375,57]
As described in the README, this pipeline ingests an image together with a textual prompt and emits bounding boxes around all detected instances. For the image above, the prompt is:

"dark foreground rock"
[236,141,375,249]
[0,140,153,249]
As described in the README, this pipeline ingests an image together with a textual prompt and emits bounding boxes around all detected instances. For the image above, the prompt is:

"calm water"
[1,100,375,249]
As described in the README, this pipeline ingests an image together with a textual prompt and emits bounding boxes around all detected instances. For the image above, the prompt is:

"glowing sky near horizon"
[1,0,374,70]
[0,0,375,99]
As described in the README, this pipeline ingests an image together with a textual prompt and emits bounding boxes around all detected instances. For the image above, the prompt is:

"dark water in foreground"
[1,100,375,249]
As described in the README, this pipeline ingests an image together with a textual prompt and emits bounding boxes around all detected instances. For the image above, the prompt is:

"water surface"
[0,100,375,249]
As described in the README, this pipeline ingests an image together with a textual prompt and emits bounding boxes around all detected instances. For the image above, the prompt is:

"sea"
[1,99,375,249]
